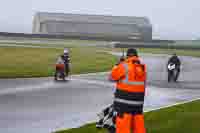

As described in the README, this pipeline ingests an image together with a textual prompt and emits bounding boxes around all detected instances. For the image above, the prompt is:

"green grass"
[174,40,200,47]
[0,39,107,48]
[1,42,200,78]
[138,48,200,57]
[0,46,117,78]
[55,100,200,133]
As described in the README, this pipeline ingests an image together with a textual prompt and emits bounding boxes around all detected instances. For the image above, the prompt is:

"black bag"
[96,104,116,133]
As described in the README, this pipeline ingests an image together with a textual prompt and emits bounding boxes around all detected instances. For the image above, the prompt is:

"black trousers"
[65,63,69,76]
[168,68,180,82]
[175,68,180,81]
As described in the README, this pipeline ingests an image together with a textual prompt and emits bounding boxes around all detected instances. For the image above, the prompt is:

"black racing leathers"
[167,55,181,81]
[61,54,70,76]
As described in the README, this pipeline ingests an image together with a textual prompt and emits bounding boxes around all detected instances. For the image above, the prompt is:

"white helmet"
[64,48,69,54]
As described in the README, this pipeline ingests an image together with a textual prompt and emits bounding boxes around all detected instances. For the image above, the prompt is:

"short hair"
[126,48,138,57]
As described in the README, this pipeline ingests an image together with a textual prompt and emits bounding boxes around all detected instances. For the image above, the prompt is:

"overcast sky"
[0,0,199,40]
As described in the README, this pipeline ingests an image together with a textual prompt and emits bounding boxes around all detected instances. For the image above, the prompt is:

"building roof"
[35,12,151,27]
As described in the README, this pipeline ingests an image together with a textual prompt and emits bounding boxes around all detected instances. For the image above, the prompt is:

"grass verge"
[55,100,200,133]
[113,48,200,57]
[0,46,117,78]
[138,48,200,57]
[1,45,200,78]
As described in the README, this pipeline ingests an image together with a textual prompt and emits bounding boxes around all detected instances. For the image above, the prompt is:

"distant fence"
[114,41,200,50]
[0,32,151,42]
[1,32,199,50]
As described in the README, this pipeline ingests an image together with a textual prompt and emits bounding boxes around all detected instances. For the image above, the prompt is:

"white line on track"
[53,97,200,132]
[144,97,200,113]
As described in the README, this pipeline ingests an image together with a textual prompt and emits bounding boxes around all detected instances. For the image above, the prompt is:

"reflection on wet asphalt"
[0,54,200,133]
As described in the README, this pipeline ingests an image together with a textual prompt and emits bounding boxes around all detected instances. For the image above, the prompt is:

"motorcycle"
[167,63,178,82]
[54,63,66,81]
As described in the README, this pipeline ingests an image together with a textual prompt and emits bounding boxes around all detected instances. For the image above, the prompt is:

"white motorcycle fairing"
[168,63,176,71]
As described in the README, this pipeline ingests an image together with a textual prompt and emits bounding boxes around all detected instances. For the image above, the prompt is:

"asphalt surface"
[1,54,200,133]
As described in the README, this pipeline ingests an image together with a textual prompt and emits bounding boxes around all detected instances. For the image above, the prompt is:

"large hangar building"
[33,12,152,41]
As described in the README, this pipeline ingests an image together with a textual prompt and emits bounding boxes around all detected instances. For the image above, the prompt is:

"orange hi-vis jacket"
[110,56,147,114]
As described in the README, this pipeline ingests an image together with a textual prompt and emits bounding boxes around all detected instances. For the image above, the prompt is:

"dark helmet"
[126,48,138,57]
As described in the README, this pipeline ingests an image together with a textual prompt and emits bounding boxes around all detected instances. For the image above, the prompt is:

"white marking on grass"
[144,97,200,113]
[52,97,200,132]
[0,44,63,49]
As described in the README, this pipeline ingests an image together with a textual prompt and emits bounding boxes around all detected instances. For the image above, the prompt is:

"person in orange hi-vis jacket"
[109,48,147,133]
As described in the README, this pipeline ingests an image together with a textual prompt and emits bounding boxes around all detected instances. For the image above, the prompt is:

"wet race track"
[1,54,200,133]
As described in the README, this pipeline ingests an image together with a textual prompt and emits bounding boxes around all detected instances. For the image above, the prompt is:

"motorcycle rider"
[167,53,181,82]
[61,48,70,77]
[54,55,65,80]
[54,48,70,80]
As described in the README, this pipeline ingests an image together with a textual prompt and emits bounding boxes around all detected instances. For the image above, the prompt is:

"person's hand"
[108,73,116,82]
[115,57,124,65]
[120,57,125,62]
